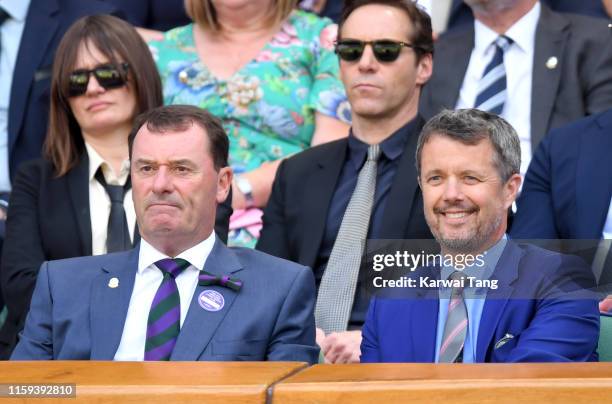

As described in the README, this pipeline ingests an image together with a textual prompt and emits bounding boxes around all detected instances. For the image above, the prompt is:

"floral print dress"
[149,10,350,247]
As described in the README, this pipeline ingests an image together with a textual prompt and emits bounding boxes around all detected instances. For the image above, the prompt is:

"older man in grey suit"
[11,105,318,362]
[419,0,612,177]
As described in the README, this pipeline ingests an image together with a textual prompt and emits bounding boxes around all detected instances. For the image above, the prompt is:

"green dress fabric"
[149,10,350,173]
[149,10,350,247]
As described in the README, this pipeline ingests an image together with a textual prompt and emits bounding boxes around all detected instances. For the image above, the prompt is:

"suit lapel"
[432,29,473,112]
[476,242,521,362]
[530,6,568,149]
[66,154,93,255]
[299,141,347,268]
[8,0,59,149]
[575,111,612,238]
[90,248,139,360]
[171,240,244,360]
[411,270,440,362]
[380,117,424,238]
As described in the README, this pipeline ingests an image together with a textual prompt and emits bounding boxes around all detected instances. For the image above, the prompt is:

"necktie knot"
[367,144,382,162]
[474,36,512,114]
[0,8,10,26]
[155,258,191,279]
[95,167,130,203]
[95,167,132,253]
[495,35,513,52]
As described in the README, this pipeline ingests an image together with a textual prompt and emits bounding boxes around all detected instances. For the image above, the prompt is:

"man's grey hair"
[415,109,521,182]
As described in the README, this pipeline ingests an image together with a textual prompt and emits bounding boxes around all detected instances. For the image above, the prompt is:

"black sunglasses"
[68,63,129,97]
[335,40,419,62]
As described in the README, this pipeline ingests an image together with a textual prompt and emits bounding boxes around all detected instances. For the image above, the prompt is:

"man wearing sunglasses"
[258,0,434,363]
[419,0,612,180]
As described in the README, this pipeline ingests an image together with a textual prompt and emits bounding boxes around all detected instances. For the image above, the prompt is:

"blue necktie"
[474,35,513,115]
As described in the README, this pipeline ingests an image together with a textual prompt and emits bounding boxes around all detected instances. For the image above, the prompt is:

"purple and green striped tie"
[144,258,191,361]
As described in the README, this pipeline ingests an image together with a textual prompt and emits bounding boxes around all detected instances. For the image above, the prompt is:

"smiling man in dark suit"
[361,108,600,363]
[257,0,434,363]
[11,105,318,362]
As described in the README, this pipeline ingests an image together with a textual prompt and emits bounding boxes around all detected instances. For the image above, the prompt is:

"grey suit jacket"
[11,239,318,363]
[420,4,612,149]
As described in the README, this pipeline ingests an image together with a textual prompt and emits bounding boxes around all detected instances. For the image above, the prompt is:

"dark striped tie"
[144,258,191,361]
[474,35,513,115]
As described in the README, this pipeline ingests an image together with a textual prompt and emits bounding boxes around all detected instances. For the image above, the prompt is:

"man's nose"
[152,166,173,193]
[442,177,464,202]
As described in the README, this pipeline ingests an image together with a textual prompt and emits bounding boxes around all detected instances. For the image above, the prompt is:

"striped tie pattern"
[144,258,191,361]
[315,144,382,333]
[439,271,468,363]
[474,35,513,115]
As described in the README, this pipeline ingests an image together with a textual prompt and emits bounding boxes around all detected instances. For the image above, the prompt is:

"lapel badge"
[545,56,558,70]
[198,290,225,312]
[108,277,119,288]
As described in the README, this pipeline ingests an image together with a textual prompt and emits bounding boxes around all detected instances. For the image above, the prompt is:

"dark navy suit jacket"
[446,0,608,33]
[512,109,612,239]
[361,242,599,363]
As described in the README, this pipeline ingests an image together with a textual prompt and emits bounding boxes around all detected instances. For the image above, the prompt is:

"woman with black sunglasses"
[0,15,163,359]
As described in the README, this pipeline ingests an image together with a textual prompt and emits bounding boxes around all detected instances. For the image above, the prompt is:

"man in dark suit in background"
[440,0,609,35]
[419,0,612,179]
[257,0,433,363]
[511,108,612,310]
[11,105,318,362]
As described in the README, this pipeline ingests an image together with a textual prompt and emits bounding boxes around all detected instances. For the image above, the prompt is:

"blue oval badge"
[198,290,225,312]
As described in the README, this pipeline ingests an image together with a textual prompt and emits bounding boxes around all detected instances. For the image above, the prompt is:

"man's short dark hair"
[128,105,229,171]
[338,0,434,61]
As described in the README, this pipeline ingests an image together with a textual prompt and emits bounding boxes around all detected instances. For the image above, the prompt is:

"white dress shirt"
[114,233,216,361]
[0,0,30,192]
[85,142,136,255]
[456,2,540,178]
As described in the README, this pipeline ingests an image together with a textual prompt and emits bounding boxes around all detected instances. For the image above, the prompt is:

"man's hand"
[319,330,362,364]
[600,295,612,313]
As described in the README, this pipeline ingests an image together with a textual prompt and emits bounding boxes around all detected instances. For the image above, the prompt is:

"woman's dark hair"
[44,14,163,176]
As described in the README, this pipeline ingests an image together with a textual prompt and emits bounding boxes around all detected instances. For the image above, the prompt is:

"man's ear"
[503,173,522,209]
[216,167,232,204]
[416,53,433,86]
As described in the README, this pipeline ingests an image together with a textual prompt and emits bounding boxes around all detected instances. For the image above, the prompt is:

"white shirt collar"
[0,0,31,22]
[138,232,217,274]
[85,142,130,185]
[474,1,540,55]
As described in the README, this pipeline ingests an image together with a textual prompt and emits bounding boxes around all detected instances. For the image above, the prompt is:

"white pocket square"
[494,333,514,349]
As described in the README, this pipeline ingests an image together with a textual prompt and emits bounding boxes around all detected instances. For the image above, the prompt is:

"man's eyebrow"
[132,158,196,166]
[168,159,196,166]
[133,158,156,165]
[422,169,442,176]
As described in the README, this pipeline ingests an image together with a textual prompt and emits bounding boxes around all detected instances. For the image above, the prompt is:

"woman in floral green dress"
[149,0,350,247]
